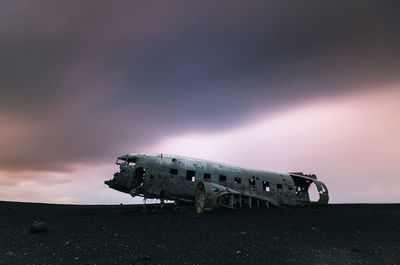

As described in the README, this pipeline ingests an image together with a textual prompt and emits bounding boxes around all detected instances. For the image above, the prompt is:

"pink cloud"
[147,85,400,203]
[1,85,399,204]
[0,165,143,204]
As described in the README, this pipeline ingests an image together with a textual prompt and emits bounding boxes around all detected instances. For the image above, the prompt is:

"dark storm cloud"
[0,1,399,171]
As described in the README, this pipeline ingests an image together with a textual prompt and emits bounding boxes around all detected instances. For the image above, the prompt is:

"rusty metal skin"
[105,153,329,212]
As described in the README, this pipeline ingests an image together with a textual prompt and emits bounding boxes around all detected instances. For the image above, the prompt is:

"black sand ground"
[0,202,399,265]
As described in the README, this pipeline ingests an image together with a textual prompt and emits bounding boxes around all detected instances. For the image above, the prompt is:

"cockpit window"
[116,159,127,165]
[116,157,137,166]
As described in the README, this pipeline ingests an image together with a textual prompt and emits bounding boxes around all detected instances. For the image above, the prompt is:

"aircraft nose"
[104,179,114,187]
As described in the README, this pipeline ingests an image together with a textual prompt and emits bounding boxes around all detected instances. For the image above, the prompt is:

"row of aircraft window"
[169,168,283,192]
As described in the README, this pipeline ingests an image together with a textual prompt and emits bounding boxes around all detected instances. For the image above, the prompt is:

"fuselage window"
[249,176,256,185]
[277,183,283,189]
[234,177,241,184]
[186,170,196,182]
[170,168,178,175]
[127,157,136,166]
[219,175,226,182]
[263,181,270,192]
[204,173,211,181]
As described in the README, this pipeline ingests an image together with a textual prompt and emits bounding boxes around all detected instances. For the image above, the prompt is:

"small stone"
[29,222,48,233]
[136,254,149,261]
[350,246,361,253]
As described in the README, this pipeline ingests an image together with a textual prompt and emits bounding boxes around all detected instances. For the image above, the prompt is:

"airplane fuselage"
[105,153,329,212]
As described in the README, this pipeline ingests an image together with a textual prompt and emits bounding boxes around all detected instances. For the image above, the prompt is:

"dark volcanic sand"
[0,202,399,265]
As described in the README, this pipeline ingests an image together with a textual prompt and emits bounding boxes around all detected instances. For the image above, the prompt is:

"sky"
[0,1,399,204]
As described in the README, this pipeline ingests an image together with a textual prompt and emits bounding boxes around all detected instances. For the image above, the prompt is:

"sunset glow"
[0,1,399,204]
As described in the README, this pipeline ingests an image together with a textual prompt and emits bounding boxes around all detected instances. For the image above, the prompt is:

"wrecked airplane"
[105,153,329,213]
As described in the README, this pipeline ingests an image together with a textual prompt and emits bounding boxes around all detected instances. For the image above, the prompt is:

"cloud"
[1,86,398,203]
[0,1,399,173]
[148,86,400,203]
[0,165,141,204]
